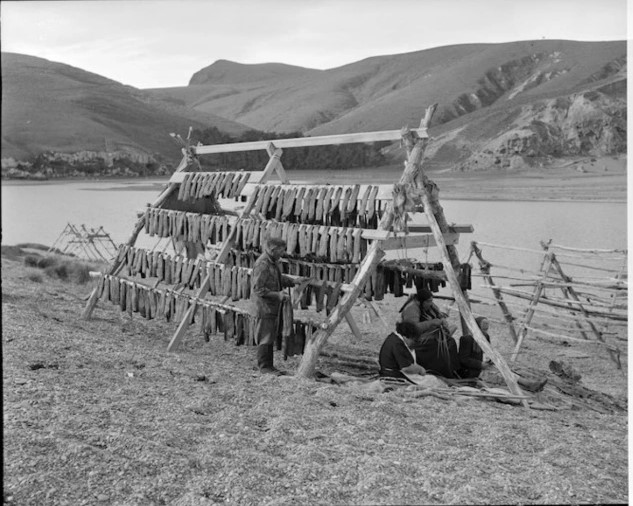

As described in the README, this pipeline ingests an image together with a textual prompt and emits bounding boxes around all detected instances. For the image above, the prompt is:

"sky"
[1,0,628,89]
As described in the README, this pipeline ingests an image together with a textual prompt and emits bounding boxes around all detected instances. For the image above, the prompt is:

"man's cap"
[266,236,287,248]
[417,287,434,302]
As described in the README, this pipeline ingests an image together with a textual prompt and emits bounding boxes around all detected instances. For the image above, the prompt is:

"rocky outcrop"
[454,87,627,171]
[434,53,570,125]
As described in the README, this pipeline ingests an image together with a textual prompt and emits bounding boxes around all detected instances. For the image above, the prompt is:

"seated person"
[400,286,460,378]
[457,316,492,379]
[378,321,427,381]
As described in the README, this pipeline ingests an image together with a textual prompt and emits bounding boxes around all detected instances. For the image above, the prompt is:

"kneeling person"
[378,321,426,381]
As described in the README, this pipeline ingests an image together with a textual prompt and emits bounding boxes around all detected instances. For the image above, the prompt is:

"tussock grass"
[23,253,94,284]
[25,270,43,283]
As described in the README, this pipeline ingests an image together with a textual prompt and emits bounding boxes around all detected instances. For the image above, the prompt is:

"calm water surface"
[1,178,627,276]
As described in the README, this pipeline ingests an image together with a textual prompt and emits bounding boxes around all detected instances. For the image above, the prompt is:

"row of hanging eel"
[234,218,368,264]
[144,208,230,244]
[97,274,319,352]
[228,248,447,300]
[177,171,251,201]
[117,245,253,300]
[250,183,384,228]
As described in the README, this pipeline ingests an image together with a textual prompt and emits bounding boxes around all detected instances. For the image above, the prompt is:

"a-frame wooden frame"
[82,105,525,401]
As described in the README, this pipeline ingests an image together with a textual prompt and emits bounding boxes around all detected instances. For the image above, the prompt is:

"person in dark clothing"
[457,316,492,379]
[399,287,455,339]
[399,286,460,378]
[251,236,297,374]
[378,321,427,381]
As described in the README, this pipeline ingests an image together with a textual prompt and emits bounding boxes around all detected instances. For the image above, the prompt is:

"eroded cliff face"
[434,52,572,124]
[452,84,627,171]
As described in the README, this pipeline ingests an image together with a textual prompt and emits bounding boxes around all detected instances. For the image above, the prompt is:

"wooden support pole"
[167,274,211,352]
[297,245,385,377]
[344,312,363,341]
[549,254,621,368]
[266,143,289,184]
[510,254,552,364]
[489,286,628,321]
[82,152,190,320]
[471,241,518,344]
[364,300,391,331]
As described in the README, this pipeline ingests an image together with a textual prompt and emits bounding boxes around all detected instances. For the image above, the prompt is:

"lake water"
[1,178,627,281]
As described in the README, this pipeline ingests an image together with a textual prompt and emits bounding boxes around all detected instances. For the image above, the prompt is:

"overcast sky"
[1,0,628,89]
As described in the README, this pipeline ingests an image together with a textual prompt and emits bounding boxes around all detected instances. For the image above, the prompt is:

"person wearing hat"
[399,286,457,340]
[399,285,459,378]
[251,236,297,374]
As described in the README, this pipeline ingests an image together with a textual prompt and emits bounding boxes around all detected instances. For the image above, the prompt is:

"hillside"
[1,40,626,178]
[148,40,626,170]
[0,53,252,163]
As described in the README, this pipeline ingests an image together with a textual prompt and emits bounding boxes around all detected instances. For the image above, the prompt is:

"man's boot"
[258,344,284,374]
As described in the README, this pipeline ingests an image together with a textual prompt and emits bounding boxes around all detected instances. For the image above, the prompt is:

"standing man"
[251,236,296,374]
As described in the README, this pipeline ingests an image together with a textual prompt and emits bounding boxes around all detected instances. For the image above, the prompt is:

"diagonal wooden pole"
[549,253,621,368]
[510,253,553,363]
[471,241,519,344]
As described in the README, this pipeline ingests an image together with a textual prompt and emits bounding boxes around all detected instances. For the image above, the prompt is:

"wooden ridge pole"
[82,150,191,320]
[296,106,437,379]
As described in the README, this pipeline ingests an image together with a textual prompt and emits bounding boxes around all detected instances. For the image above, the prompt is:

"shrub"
[45,262,68,280]
[26,271,43,283]
[43,259,92,284]
[24,255,41,267]
[36,256,58,269]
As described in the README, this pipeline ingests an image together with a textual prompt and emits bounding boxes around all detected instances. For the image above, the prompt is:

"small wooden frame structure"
[470,240,626,368]
[49,223,118,262]
[82,106,526,401]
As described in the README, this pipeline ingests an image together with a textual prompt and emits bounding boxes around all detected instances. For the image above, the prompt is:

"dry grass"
[2,251,628,505]
[21,250,96,285]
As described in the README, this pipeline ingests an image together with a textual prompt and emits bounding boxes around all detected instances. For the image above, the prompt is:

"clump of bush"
[26,270,43,283]
[23,255,94,284]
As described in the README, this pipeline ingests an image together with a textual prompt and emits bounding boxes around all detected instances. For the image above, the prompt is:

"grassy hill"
[1,40,626,173]
[146,40,626,171]
[1,53,253,162]
[147,40,625,134]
